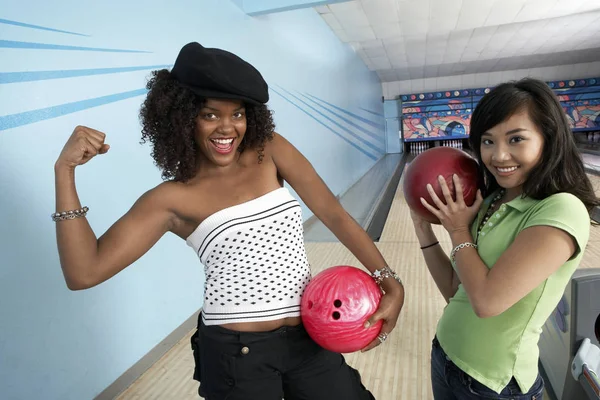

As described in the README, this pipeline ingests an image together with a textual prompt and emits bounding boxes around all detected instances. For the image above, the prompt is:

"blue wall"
[0,1,385,399]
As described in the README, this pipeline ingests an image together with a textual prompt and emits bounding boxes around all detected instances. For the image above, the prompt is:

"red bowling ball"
[403,147,480,224]
[300,265,383,353]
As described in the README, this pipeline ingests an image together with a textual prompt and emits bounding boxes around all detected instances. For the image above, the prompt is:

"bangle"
[450,242,477,263]
[371,265,403,288]
[420,241,439,250]
[52,206,89,222]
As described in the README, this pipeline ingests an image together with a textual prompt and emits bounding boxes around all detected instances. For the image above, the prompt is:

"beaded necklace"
[477,189,506,237]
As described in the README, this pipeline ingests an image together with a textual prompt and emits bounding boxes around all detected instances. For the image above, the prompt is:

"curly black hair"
[139,69,275,182]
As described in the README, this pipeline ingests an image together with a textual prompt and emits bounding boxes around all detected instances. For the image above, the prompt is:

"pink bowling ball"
[301,265,383,353]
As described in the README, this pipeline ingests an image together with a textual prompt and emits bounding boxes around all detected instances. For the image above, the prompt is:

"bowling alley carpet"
[114,173,600,399]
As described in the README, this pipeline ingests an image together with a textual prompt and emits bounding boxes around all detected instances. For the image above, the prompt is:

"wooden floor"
[116,173,600,400]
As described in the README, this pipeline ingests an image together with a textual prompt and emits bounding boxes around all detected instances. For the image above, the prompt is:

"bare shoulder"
[263,132,297,162]
[124,180,195,234]
[263,132,285,153]
[134,180,184,211]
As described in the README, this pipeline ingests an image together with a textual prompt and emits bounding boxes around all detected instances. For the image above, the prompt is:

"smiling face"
[194,98,247,167]
[480,109,545,198]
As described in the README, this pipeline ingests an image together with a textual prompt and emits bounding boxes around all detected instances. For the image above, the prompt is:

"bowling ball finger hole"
[333,299,342,308]
[307,301,313,309]
[332,311,341,320]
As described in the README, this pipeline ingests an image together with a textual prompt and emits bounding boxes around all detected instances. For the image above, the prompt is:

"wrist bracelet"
[52,206,89,222]
[371,265,403,288]
[450,242,477,263]
[420,241,439,250]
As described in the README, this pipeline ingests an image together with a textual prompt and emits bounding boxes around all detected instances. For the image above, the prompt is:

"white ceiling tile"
[361,0,400,23]
[377,69,400,81]
[430,0,462,18]
[402,20,430,36]
[461,52,480,62]
[513,0,556,23]
[398,0,430,21]
[426,54,444,64]
[364,46,388,57]
[335,9,371,29]
[470,26,498,43]
[443,52,462,63]
[390,58,409,68]
[316,0,600,84]
[372,22,402,39]
[321,13,343,31]
[385,42,406,56]
[576,0,600,13]
[551,0,587,18]
[408,67,425,79]
[370,55,393,69]
[484,0,527,27]
[314,5,331,14]
[361,39,384,48]
[345,27,377,41]
[396,69,411,80]
[407,57,425,68]
[328,1,364,14]
[479,50,499,60]
[430,17,459,34]
[456,0,494,30]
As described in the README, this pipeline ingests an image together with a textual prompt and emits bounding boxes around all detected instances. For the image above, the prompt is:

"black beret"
[170,42,269,105]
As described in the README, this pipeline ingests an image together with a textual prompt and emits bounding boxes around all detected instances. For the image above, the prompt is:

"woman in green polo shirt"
[412,77,599,399]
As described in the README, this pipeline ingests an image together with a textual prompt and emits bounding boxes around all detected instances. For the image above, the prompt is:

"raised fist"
[56,126,110,169]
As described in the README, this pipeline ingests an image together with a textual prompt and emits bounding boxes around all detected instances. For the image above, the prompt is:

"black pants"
[190,314,375,400]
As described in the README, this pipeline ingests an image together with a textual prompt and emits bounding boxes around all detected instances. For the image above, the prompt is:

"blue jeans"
[431,337,544,399]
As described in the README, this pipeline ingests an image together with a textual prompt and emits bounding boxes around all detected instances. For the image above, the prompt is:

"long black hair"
[468,78,599,212]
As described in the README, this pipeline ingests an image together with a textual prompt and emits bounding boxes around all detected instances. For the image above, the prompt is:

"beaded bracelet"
[52,206,89,222]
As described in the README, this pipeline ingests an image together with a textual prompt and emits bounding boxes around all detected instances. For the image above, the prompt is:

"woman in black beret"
[53,42,404,400]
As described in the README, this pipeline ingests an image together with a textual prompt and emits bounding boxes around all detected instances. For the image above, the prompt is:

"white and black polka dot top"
[186,187,312,326]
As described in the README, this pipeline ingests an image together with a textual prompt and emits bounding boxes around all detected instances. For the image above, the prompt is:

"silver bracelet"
[371,265,403,288]
[52,206,89,222]
[450,242,477,263]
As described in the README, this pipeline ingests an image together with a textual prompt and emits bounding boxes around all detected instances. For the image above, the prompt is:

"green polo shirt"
[436,190,590,394]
